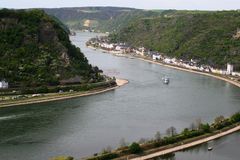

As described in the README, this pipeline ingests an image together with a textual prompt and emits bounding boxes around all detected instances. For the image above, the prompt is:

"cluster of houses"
[87,37,240,77]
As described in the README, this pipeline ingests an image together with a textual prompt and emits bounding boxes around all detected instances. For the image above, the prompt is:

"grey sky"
[1,0,240,10]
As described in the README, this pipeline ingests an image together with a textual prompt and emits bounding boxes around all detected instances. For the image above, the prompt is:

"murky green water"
[0,32,239,160]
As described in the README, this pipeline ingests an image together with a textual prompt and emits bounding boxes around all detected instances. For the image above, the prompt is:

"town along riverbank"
[87,45,240,89]
[136,56,240,89]
[0,79,128,108]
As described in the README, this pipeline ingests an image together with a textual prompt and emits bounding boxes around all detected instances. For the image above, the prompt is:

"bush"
[213,119,232,130]
[36,86,49,93]
[86,153,118,160]
[198,123,211,133]
[129,142,142,154]
[50,156,74,160]
[230,112,240,123]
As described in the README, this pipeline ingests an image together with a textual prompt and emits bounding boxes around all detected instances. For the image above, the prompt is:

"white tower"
[227,63,233,75]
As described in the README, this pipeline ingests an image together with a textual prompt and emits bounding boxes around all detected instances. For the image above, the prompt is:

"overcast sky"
[1,0,240,10]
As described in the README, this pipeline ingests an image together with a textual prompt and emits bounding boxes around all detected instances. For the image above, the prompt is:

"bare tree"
[155,131,161,141]
[189,122,196,131]
[138,138,147,144]
[215,115,225,124]
[190,118,202,130]
[119,138,127,147]
[106,145,112,152]
[195,118,202,130]
[101,145,112,154]
[166,126,177,136]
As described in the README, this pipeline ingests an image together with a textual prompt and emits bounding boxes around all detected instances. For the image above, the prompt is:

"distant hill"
[43,7,240,70]
[0,9,101,87]
[109,10,240,70]
[44,7,163,32]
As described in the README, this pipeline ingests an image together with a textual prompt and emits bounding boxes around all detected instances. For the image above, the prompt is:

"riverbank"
[84,116,240,160]
[88,46,240,88]
[121,54,240,159]
[0,78,128,108]
[86,46,240,160]
[137,56,240,88]
[129,124,240,160]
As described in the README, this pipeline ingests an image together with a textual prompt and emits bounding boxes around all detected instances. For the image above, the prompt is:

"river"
[0,32,239,160]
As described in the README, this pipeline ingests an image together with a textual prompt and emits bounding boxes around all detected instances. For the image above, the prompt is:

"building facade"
[0,80,9,89]
[227,63,234,75]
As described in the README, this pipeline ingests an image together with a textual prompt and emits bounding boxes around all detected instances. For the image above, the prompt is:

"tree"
[155,131,161,141]
[199,123,211,133]
[138,138,148,144]
[182,128,190,136]
[189,122,196,131]
[195,118,202,130]
[51,156,74,160]
[230,112,240,123]
[102,145,112,154]
[215,115,225,124]
[189,118,202,131]
[166,126,177,137]
[129,142,142,154]
[119,138,127,147]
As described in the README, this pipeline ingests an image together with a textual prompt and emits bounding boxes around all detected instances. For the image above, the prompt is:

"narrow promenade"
[131,125,240,160]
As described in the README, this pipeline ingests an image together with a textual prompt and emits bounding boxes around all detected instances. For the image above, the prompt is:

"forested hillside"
[44,7,162,32]
[0,9,100,87]
[110,10,240,70]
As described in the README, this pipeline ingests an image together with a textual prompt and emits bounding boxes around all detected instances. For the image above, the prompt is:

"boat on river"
[162,77,170,84]
[208,147,213,151]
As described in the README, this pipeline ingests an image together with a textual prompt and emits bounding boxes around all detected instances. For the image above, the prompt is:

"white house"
[0,80,8,89]
[152,54,161,60]
[211,68,226,75]
[227,63,234,75]
[134,47,146,56]
[115,45,129,53]
[115,45,122,51]
[163,58,172,64]
[100,43,114,50]
[232,72,240,77]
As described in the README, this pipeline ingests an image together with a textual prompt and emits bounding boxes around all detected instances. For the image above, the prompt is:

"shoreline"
[137,57,240,88]
[131,124,240,160]
[87,46,240,160]
[88,46,240,88]
[0,78,128,108]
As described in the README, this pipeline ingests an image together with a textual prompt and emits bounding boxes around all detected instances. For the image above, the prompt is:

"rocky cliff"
[0,9,101,87]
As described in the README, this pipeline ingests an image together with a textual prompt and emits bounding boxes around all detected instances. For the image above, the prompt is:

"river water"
[0,32,239,160]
